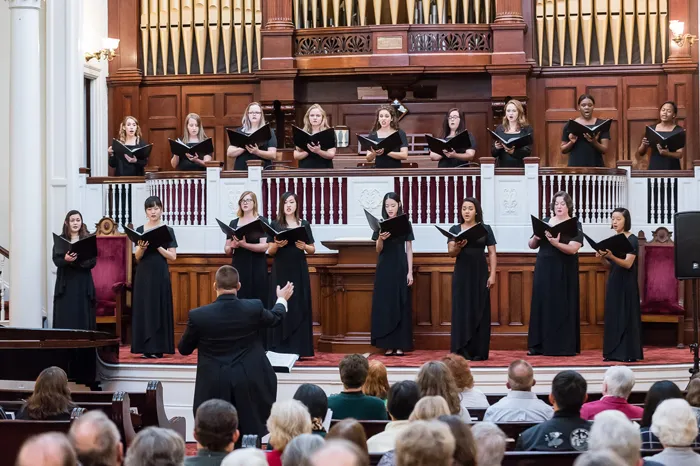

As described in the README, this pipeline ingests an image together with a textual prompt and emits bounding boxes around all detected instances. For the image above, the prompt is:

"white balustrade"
[396,171,478,224]
[647,176,678,225]
[145,175,206,226]
[262,174,347,224]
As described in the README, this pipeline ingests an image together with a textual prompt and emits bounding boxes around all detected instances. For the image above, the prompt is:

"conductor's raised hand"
[276,282,295,301]
[275,238,288,248]
[379,231,391,241]
[64,252,78,262]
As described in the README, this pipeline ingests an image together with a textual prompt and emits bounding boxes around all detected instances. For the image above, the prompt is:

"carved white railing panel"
[146,174,206,226]
[262,172,348,224]
[647,176,678,225]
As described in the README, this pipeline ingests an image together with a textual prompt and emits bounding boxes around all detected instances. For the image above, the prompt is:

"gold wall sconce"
[670,21,697,48]
[84,38,120,62]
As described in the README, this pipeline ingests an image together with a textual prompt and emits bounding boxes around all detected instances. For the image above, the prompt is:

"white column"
[479,161,496,224]
[524,158,541,217]
[206,165,222,225]
[9,0,44,328]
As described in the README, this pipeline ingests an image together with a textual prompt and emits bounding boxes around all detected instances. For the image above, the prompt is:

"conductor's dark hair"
[611,207,631,232]
[550,191,574,217]
[459,197,483,225]
[641,380,683,427]
[441,108,465,139]
[144,195,163,210]
[293,384,328,421]
[277,192,300,228]
[215,265,239,290]
[551,370,587,412]
[381,192,404,220]
[578,94,596,105]
[387,381,421,421]
[194,399,239,452]
[661,100,678,115]
[61,210,90,239]
[371,105,399,133]
[339,354,370,389]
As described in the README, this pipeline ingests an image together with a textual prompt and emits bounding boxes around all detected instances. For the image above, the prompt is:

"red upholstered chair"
[638,227,685,348]
[92,217,132,343]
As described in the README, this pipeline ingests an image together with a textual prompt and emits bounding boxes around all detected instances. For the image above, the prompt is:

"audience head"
[442,354,475,391]
[327,418,368,454]
[437,415,477,466]
[417,361,462,415]
[362,360,390,400]
[310,439,369,466]
[281,433,325,466]
[68,410,123,466]
[16,432,77,466]
[293,384,328,431]
[26,366,75,420]
[602,366,636,399]
[215,266,241,293]
[267,399,313,452]
[409,396,451,421]
[549,370,587,413]
[395,420,456,466]
[641,380,683,427]
[123,426,185,466]
[651,398,699,448]
[470,423,506,466]
[387,380,421,421]
[588,410,641,466]
[573,450,627,466]
[339,354,370,390]
[507,359,535,391]
[193,399,239,452]
[221,448,268,466]
[687,378,700,407]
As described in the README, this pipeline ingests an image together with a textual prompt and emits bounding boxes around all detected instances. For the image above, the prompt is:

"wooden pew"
[502,451,581,466]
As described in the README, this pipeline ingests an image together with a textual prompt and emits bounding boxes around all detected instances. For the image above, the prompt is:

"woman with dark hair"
[365,105,409,169]
[131,196,178,358]
[429,108,476,168]
[293,383,329,437]
[640,380,687,449]
[52,210,96,330]
[267,192,315,357]
[437,415,477,466]
[638,101,685,170]
[327,419,369,454]
[596,208,643,362]
[491,99,533,168]
[371,192,414,356]
[16,367,75,420]
[527,191,583,356]
[561,94,610,167]
[447,197,496,361]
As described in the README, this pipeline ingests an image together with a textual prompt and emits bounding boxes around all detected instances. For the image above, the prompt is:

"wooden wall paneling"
[141,86,182,168]
[624,75,662,168]
[666,74,695,169]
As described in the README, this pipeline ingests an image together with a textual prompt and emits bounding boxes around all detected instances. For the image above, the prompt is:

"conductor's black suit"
[178,293,286,437]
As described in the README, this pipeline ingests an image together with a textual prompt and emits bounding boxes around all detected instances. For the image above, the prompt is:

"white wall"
[0,2,10,250]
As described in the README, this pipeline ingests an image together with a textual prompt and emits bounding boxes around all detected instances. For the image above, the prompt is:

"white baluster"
[426,177,432,224]
[662,178,670,224]
[398,177,404,216]
[452,175,458,223]
[471,175,477,198]
[183,179,190,225]
[541,175,547,218]
[266,179,272,219]
[329,178,335,225]
[669,177,676,224]
[649,178,656,224]
[436,177,442,223]
[443,175,449,224]
[110,184,117,221]
[301,177,308,222]
[417,176,423,224]
[320,177,325,225]
[407,177,413,222]
[338,177,344,224]
[310,178,316,223]
[462,174,468,200]
[167,179,174,224]
[655,178,662,224]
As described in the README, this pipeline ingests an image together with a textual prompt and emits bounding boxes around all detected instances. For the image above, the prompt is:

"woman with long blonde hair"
[108,115,150,176]
[294,104,336,169]
[491,99,533,168]
[170,113,212,170]
[365,105,409,168]
[227,102,278,170]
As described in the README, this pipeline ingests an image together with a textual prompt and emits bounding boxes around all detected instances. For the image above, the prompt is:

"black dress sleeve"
[167,227,179,249]
[79,256,97,269]
[303,220,315,244]
[572,221,584,244]
[629,234,639,255]
[448,224,461,243]
[406,223,415,242]
[598,119,611,141]
[485,225,497,246]
[467,131,477,150]
[268,129,278,149]
[52,245,69,268]
[513,127,533,159]
[398,129,409,149]
[561,122,571,142]
[108,153,117,168]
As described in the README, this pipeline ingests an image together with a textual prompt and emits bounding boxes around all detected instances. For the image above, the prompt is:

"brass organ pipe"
[140,0,150,75]
[149,0,159,75]
[182,0,194,74]
[159,0,170,75]
[170,0,182,74]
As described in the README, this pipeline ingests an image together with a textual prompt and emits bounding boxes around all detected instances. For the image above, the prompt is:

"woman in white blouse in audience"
[645,399,700,466]
[442,354,490,409]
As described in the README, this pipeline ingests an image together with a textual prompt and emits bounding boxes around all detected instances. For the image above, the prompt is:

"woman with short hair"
[266,400,313,466]
[646,399,700,465]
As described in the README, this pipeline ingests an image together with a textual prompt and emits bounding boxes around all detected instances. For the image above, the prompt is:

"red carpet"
[117,345,692,368]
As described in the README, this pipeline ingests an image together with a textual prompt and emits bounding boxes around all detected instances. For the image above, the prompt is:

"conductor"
[178,265,294,438]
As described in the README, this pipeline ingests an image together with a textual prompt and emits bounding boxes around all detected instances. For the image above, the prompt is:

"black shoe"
[527,351,542,356]
[154,353,163,359]
[395,350,405,356]
[141,353,156,359]
[385,350,394,356]
[471,356,485,361]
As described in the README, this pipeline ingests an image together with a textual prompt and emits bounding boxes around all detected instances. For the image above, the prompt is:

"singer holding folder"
[637,101,685,170]
[108,116,150,176]
[365,105,409,168]
[561,95,610,167]
[293,104,336,169]
[266,192,315,357]
[527,192,583,356]
[227,102,278,170]
[429,109,476,168]
[170,113,212,171]
[491,100,533,168]
[131,196,178,359]
[446,198,497,361]
[52,210,97,330]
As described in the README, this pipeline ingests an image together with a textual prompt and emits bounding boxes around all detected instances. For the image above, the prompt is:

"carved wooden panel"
[140,86,182,169]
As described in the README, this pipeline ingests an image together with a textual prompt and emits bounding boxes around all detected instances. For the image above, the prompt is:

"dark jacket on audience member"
[15,405,72,421]
[184,449,228,466]
[515,409,592,452]
[328,391,389,420]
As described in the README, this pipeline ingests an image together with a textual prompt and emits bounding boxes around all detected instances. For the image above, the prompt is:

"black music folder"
[112,139,153,160]
[364,210,412,237]
[425,131,473,155]
[435,223,488,243]
[531,216,579,242]
[292,126,337,151]
[583,232,634,258]
[215,218,266,240]
[52,233,98,261]
[487,130,533,150]
[566,119,612,138]
[226,124,272,147]
[357,132,403,153]
[123,225,174,249]
[261,221,311,244]
[645,126,686,152]
[168,138,214,158]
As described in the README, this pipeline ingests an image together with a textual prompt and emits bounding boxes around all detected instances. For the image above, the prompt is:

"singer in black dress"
[491,100,533,168]
[52,210,96,330]
[227,102,278,170]
[597,208,643,362]
[637,101,685,170]
[108,116,150,176]
[131,196,178,358]
[561,94,610,167]
[170,113,212,171]
[294,104,336,169]
[365,105,409,169]
[371,192,414,356]
[267,192,315,357]
[448,198,497,361]
[528,191,583,356]
[429,109,476,168]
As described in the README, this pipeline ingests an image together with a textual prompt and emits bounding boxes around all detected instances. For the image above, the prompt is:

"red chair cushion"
[641,244,684,315]
[91,236,129,317]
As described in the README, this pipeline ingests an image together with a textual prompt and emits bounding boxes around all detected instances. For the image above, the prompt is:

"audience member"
[516,370,591,451]
[363,360,391,401]
[16,432,77,466]
[640,380,686,449]
[686,378,700,427]
[266,399,313,466]
[123,426,186,466]
[68,410,123,466]
[367,381,421,454]
[281,433,325,466]
[588,410,662,466]
[187,399,240,465]
[416,361,470,421]
[483,359,553,422]
[393,420,456,466]
[16,366,75,420]
[310,439,370,466]
[437,415,477,466]
[646,399,700,466]
[410,396,451,421]
[581,366,643,420]
[328,354,388,420]
[471,423,507,466]
[221,448,267,466]
[573,450,628,466]
[442,354,489,408]
[293,384,329,437]
[327,418,368,453]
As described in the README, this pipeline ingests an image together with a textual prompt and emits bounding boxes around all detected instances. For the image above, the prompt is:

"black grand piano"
[0,328,120,389]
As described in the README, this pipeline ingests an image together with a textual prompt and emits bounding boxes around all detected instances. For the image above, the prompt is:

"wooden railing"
[87,176,146,227]
[145,172,207,226]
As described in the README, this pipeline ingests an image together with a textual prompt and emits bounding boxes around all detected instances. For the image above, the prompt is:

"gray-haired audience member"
[123,426,186,466]
[646,399,700,466]
[573,450,628,466]
[187,399,240,465]
[310,439,370,466]
[221,448,268,466]
[68,410,123,466]
[580,366,643,421]
[483,359,554,422]
[471,422,507,466]
[588,410,663,466]
[281,433,325,466]
[16,432,77,466]
[395,420,455,466]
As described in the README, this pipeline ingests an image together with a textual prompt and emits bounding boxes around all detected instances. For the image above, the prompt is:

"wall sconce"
[84,38,120,62]
[670,21,697,48]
